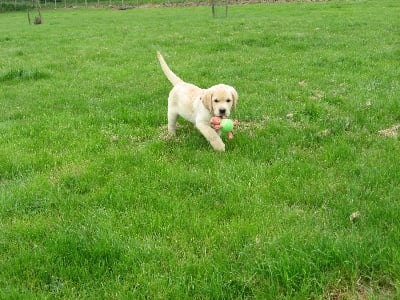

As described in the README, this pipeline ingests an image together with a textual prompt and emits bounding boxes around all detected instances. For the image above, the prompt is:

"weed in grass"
[0,68,50,81]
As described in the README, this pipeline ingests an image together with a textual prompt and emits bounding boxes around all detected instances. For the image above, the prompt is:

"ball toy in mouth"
[210,117,238,140]
[220,118,234,133]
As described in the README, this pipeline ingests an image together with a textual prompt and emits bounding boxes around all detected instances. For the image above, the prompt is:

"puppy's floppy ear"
[201,91,213,112]
[230,87,238,111]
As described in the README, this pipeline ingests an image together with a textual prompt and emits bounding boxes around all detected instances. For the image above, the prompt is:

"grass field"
[1,0,400,298]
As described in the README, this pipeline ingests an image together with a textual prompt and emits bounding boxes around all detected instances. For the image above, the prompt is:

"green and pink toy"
[210,116,239,140]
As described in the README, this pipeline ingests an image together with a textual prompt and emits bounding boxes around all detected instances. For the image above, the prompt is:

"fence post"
[212,0,228,18]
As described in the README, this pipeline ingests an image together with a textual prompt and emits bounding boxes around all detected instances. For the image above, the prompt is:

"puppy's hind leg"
[167,108,179,135]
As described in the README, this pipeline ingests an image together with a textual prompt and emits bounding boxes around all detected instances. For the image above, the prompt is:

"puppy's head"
[201,84,238,117]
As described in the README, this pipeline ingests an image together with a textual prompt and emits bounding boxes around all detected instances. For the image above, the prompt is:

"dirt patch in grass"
[112,0,329,9]
[377,124,400,138]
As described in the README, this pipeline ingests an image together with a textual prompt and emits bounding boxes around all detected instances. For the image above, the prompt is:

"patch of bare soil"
[111,0,329,9]
[377,124,400,138]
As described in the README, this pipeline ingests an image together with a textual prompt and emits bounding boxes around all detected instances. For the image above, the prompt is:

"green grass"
[1,1,400,298]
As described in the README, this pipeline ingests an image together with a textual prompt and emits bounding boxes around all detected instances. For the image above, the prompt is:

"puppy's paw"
[168,129,177,135]
[212,141,225,152]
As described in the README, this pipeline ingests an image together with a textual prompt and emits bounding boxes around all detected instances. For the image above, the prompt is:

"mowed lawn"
[1,1,399,298]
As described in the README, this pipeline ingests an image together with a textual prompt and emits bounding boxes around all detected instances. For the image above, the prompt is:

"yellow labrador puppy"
[157,51,238,152]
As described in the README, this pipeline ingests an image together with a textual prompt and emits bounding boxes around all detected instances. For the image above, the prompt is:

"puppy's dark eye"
[227,99,231,103]
[213,99,219,103]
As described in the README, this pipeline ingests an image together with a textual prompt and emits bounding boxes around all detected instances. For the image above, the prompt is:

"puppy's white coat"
[157,51,238,152]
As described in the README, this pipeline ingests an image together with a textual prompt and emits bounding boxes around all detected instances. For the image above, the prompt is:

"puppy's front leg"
[196,121,225,152]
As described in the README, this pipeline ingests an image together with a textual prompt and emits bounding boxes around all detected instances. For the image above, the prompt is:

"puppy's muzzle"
[219,108,226,116]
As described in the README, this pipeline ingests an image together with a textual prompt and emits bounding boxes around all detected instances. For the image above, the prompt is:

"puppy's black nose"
[219,108,226,115]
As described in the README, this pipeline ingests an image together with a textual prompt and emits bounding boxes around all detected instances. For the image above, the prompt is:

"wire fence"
[1,0,245,11]
[1,0,324,12]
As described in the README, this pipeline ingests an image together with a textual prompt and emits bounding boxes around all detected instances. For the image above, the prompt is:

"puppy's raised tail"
[157,51,184,86]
